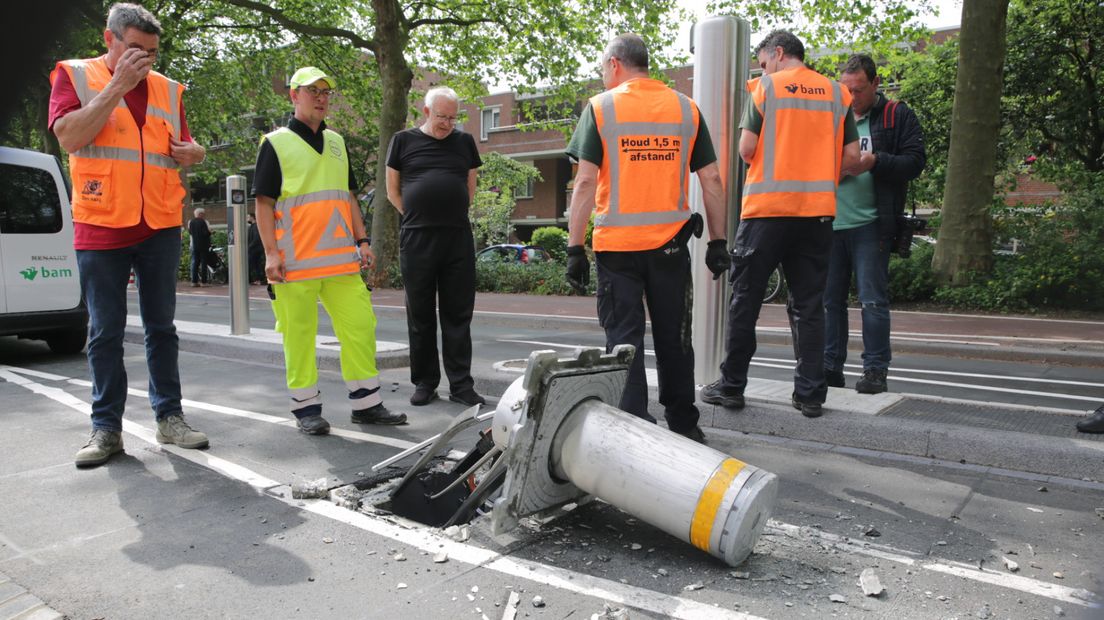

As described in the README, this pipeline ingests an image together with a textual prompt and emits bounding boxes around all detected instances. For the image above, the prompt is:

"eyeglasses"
[433,113,458,124]
[300,85,335,98]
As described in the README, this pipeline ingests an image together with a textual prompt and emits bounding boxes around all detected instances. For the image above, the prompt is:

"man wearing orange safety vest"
[700,30,860,419]
[253,66,406,435]
[566,34,730,444]
[49,3,209,468]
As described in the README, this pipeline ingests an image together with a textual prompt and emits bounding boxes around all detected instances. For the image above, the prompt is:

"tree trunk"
[368,0,413,287]
[931,0,1010,285]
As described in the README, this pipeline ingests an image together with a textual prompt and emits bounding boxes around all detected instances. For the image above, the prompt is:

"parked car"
[0,146,88,353]
[476,244,552,264]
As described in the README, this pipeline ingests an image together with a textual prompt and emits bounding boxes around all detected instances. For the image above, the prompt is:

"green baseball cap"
[289,66,336,90]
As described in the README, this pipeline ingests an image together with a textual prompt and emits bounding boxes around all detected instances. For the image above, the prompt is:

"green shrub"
[530,226,568,261]
[474,259,595,295]
[888,241,937,303]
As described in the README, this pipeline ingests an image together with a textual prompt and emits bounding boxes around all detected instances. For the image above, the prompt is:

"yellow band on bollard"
[689,458,746,551]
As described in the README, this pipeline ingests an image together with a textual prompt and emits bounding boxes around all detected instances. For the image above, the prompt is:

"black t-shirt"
[385,127,482,229]
[252,117,359,199]
[188,218,210,248]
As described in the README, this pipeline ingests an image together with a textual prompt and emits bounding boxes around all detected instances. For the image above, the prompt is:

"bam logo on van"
[20,265,73,281]
[784,83,826,95]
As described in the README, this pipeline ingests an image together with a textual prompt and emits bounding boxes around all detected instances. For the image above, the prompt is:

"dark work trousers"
[720,216,833,404]
[595,238,699,433]
[399,226,476,393]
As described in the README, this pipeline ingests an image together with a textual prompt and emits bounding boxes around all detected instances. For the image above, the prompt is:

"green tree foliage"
[892,38,958,207]
[470,152,541,247]
[1003,0,1103,176]
[530,226,568,260]
[708,0,937,70]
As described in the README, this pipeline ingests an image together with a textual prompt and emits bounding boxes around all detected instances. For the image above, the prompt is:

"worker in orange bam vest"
[700,30,860,419]
[51,3,209,468]
[565,34,730,444]
[253,66,406,435]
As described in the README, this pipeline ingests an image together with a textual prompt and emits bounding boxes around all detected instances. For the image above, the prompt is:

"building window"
[514,161,535,199]
[481,106,501,141]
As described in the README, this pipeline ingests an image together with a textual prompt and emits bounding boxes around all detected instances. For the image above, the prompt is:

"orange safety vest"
[741,66,852,219]
[50,56,186,229]
[590,78,699,252]
[264,127,360,282]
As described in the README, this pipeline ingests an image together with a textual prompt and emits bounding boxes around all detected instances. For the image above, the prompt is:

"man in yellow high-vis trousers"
[253,66,406,435]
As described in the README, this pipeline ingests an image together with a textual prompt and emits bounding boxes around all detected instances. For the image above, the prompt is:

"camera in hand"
[894,213,926,258]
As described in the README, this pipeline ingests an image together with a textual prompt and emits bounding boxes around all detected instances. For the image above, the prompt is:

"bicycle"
[763,265,785,302]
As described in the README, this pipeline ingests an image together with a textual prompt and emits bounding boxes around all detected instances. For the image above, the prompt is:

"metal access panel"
[490,346,633,536]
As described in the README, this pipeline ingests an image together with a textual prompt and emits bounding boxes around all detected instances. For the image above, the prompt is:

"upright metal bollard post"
[226,175,249,335]
[688,16,750,386]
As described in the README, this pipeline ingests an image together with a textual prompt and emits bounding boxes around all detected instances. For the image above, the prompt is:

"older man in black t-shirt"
[385,87,484,408]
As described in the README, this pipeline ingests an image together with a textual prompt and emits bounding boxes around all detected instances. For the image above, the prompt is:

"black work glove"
[705,239,730,280]
[565,245,590,294]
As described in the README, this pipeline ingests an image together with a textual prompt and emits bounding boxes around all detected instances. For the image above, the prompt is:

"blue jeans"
[77,227,183,432]
[823,220,891,373]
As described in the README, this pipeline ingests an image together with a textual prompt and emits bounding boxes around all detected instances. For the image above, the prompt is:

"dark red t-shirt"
[49,66,193,250]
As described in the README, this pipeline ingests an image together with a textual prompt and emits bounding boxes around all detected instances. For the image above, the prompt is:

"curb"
[380,306,1104,368]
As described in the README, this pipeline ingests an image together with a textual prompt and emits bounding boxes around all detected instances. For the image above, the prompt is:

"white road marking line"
[3,371,759,620]
[62,378,419,451]
[0,365,70,381]
[767,523,1098,608]
[753,356,1104,389]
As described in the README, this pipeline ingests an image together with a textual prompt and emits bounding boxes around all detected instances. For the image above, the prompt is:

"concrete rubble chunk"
[1054,605,1065,616]
[630,543,642,550]
[394,553,406,561]
[657,568,668,576]
[1095,508,1104,520]
[1003,556,1020,572]
[434,551,448,563]
[977,604,992,619]
[532,595,545,608]
[591,602,630,619]
[863,527,881,537]
[1053,572,1064,579]
[829,594,847,603]
[322,537,334,544]
[396,582,407,590]
[859,569,884,597]
[730,571,750,579]
[460,525,471,542]
[501,591,521,620]
[684,582,705,591]
[291,477,328,499]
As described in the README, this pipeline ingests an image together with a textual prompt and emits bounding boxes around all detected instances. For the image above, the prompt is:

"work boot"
[699,379,745,409]
[825,369,846,388]
[410,385,438,406]
[351,403,407,425]
[672,425,707,444]
[855,369,888,394]
[449,388,486,407]
[1076,404,1104,434]
[156,414,209,448]
[74,429,124,468]
[791,393,823,419]
[296,414,331,435]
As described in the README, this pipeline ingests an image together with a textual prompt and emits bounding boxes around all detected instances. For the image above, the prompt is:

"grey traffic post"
[226,174,249,335]
[688,15,750,386]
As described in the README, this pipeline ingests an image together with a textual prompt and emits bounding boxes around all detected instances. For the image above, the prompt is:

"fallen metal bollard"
[490,346,778,566]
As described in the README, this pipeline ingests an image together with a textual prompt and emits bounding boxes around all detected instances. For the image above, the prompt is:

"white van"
[0,146,87,353]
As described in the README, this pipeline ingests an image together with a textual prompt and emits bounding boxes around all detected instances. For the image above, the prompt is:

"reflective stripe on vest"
[592,89,696,229]
[266,128,359,281]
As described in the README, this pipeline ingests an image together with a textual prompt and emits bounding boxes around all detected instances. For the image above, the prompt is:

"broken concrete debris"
[829,594,847,603]
[291,477,328,499]
[859,568,884,597]
[531,595,545,608]
[591,603,630,619]
[1003,556,1020,572]
[502,591,520,620]
[433,551,448,563]
[683,582,705,591]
